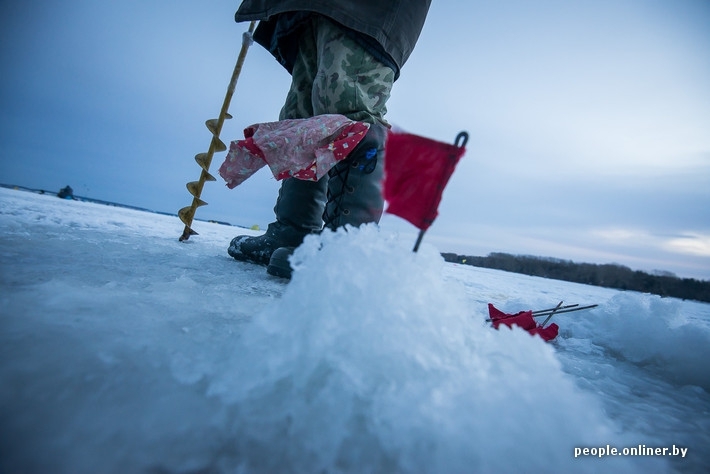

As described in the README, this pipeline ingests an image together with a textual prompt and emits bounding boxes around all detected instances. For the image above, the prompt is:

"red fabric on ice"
[383,130,466,231]
[528,324,559,341]
[218,115,369,189]
[488,303,559,342]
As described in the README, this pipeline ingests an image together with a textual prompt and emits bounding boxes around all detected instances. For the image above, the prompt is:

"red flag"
[487,304,559,342]
[383,130,467,231]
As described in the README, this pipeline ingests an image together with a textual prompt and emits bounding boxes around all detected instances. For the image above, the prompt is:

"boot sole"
[267,259,292,279]
[228,240,272,266]
[266,248,294,279]
[228,250,270,266]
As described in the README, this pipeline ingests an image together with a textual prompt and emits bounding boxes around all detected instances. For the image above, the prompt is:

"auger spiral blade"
[178,206,197,227]
[178,206,193,222]
[212,137,228,153]
[186,181,202,198]
[206,118,220,136]
[178,21,257,242]
[194,153,210,170]
[179,197,208,219]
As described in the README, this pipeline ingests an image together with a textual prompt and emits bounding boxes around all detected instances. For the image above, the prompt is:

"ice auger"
[179,21,257,242]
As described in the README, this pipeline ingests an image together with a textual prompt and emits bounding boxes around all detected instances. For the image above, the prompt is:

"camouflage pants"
[279,16,395,125]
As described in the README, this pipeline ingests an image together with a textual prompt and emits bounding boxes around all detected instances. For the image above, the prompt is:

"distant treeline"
[441,252,710,303]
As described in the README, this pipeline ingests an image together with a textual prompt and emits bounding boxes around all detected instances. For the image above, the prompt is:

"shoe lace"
[322,147,378,228]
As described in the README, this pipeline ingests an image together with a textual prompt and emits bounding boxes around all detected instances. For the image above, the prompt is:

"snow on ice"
[1,186,709,473]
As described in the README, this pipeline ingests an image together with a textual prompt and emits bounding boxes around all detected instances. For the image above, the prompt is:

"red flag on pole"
[487,304,560,342]
[383,129,468,250]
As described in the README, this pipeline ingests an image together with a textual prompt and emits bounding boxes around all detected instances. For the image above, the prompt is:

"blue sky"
[1,0,709,279]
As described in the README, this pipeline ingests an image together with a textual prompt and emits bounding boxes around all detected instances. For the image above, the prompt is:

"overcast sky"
[1,0,709,279]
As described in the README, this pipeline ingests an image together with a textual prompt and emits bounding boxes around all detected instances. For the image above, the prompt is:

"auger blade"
[195,152,211,170]
[187,172,216,194]
[179,225,198,242]
[178,206,195,224]
[206,118,229,152]
[206,119,220,136]
[205,113,232,135]
[213,137,227,152]
[186,181,202,198]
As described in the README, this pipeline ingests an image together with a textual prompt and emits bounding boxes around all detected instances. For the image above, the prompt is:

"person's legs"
[307,16,393,230]
[310,16,394,126]
[266,17,395,278]
[229,18,327,264]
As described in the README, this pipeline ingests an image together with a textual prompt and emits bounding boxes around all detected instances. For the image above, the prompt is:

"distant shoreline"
[442,251,710,303]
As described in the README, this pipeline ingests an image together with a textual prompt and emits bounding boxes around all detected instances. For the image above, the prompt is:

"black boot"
[229,176,326,265]
[266,123,387,278]
[229,221,308,265]
[322,122,386,230]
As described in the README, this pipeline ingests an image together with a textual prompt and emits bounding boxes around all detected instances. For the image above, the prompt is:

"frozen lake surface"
[1,187,708,473]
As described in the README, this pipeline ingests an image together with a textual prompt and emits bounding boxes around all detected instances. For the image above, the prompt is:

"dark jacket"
[235,0,431,79]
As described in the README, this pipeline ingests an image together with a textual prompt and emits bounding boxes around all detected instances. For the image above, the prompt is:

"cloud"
[590,227,710,258]
[591,228,652,243]
[664,233,710,257]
